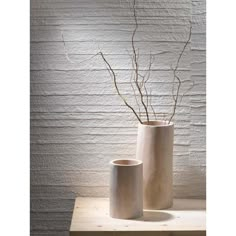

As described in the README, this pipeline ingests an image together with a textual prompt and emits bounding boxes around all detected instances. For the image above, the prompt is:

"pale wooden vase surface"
[109,159,143,219]
[136,120,174,210]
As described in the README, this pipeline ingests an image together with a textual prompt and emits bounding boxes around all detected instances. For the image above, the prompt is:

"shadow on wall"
[173,164,206,199]
[185,165,206,198]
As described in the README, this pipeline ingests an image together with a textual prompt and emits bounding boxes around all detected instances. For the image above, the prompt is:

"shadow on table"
[136,210,174,222]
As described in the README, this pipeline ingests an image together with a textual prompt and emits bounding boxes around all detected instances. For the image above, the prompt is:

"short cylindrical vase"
[109,159,143,219]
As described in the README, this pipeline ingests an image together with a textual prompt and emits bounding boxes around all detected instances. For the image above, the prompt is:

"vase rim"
[140,120,174,127]
[110,159,142,167]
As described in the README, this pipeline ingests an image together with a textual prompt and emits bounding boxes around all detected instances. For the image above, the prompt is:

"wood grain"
[69,197,206,235]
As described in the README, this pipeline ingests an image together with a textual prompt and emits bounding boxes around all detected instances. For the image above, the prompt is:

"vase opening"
[111,159,142,166]
[142,120,173,127]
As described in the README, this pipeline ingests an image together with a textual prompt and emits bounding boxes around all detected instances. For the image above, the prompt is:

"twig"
[125,48,142,117]
[131,0,149,123]
[179,80,195,105]
[140,53,155,89]
[60,4,193,125]
[61,31,100,65]
[140,53,155,109]
[130,70,141,118]
[169,74,181,123]
[169,24,192,124]
[99,51,143,124]
[149,89,157,120]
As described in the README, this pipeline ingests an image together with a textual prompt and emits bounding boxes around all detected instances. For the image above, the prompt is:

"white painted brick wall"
[30,0,206,235]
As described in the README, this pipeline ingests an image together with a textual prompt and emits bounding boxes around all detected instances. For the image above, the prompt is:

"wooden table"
[70,197,206,236]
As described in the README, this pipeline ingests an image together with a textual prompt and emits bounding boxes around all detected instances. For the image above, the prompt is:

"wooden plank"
[69,198,206,235]
[29,96,192,108]
[31,1,190,10]
[30,125,190,135]
[70,232,205,236]
[30,30,191,42]
[29,117,190,128]
[31,0,190,3]
[31,8,190,18]
[30,143,191,155]
[30,41,191,55]
[30,82,202,97]
[30,185,109,199]
[29,119,191,129]
[30,185,205,201]
[30,70,191,84]
[30,53,191,70]
[30,153,191,171]
[31,24,190,32]
[29,81,194,94]
[31,170,202,187]
[29,102,193,112]
[30,111,203,120]
[30,133,191,144]
[31,17,190,27]
[29,96,203,110]
[29,105,193,115]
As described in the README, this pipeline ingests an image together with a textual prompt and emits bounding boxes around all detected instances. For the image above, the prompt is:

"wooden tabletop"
[70,197,206,236]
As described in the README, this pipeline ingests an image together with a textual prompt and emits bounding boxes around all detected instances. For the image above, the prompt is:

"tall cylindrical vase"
[110,159,143,219]
[136,120,174,210]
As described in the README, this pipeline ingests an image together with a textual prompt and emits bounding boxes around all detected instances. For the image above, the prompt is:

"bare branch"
[61,31,100,65]
[60,3,193,126]
[61,31,75,64]
[149,89,157,120]
[131,0,149,123]
[179,80,195,105]
[138,73,148,106]
[169,74,181,123]
[141,52,161,109]
[174,25,192,73]
[130,70,141,117]
[169,24,192,124]
[141,53,155,119]
[99,51,143,124]
[143,80,149,109]
[125,48,142,117]
[140,53,155,89]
